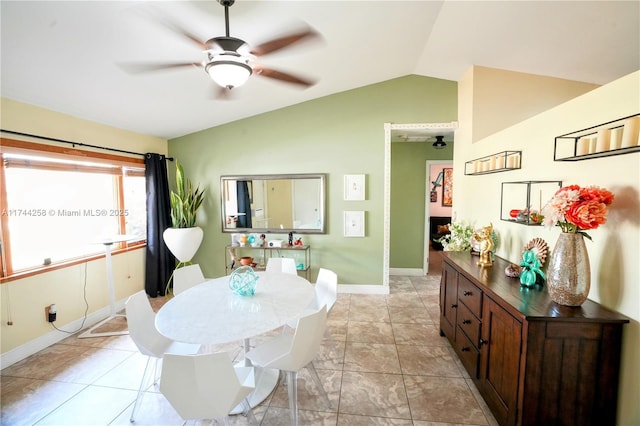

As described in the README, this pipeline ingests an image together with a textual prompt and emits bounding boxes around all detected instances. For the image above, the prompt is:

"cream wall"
[455,68,639,425]
[0,98,168,363]
[471,66,599,143]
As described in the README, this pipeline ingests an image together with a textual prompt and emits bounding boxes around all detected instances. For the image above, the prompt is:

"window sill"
[0,242,146,283]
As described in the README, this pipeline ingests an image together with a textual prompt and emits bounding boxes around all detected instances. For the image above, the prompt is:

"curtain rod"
[0,129,174,161]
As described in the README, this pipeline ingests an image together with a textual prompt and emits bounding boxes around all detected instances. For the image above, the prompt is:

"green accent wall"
[169,74,456,284]
[390,142,453,268]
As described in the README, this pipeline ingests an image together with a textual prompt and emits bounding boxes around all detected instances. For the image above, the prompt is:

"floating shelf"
[500,180,562,226]
[554,114,640,161]
[465,151,522,175]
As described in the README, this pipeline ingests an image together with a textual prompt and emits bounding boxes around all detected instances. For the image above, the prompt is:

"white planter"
[163,227,204,262]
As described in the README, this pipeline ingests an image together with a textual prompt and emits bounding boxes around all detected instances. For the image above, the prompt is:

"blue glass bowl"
[228,266,258,296]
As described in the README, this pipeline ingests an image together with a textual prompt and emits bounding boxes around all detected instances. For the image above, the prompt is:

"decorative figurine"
[294,237,303,247]
[474,223,495,267]
[259,234,266,247]
[519,249,546,288]
[288,232,294,246]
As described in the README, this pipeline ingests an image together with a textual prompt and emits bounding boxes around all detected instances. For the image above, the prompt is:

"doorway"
[383,122,457,289]
[424,160,453,274]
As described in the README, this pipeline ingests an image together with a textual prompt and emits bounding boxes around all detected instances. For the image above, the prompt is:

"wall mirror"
[221,174,326,234]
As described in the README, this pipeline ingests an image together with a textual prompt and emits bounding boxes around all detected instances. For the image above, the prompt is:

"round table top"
[155,272,315,344]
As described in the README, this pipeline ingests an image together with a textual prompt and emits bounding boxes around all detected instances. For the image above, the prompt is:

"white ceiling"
[1,1,638,140]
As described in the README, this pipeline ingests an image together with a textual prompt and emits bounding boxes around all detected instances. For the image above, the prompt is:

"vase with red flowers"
[541,185,614,306]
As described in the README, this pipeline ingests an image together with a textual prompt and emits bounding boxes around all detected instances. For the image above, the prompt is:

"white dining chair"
[173,263,205,295]
[266,257,297,275]
[285,267,337,329]
[160,352,256,426]
[245,305,329,426]
[125,290,201,423]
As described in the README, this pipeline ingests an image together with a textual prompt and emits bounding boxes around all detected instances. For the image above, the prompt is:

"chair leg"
[287,371,298,426]
[305,362,333,409]
[240,397,258,425]
[130,356,152,422]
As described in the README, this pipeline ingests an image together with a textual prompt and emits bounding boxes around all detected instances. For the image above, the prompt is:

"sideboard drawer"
[455,326,479,378]
[457,302,481,347]
[458,275,482,317]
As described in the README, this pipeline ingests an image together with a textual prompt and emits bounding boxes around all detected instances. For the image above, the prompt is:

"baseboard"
[337,284,390,295]
[389,268,424,276]
[0,298,127,369]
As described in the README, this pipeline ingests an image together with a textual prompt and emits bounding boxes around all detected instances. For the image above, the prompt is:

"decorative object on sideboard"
[436,220,474,251]
[473,224,495,267]
[504,263,521,278]
[522,237,549,265]
[541,184,614,306]
[464,150,522,175]
[519,250,545,288]
[554,113,640,161]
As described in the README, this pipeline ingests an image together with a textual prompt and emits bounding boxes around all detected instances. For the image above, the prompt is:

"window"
[0,138,146,277]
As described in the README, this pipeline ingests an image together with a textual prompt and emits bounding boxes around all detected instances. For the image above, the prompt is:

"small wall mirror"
[221,174,326,234]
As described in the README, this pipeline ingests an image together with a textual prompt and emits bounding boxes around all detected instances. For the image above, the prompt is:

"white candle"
[507,155,515,169]
[489,156,496,170]
[621,117,639,148]
[588,137,597,154]
[609,127,623,150]
[576,137,590,156]
[496,155,505,169]
[595,129,610,152]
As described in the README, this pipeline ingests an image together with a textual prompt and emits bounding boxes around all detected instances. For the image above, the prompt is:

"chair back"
[287,305,327,371]
[125,290,172,358]
[160,352,255,420]
[173,264,205,295]
[266,257,297,275]
[314,268,338,312]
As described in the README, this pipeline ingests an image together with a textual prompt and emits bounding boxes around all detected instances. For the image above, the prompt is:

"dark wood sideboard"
[439,251,629,426]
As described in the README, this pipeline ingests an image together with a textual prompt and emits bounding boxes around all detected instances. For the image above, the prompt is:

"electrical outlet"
[45,304,57,322]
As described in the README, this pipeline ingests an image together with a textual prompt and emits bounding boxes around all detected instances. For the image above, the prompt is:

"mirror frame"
[220,173,326,234]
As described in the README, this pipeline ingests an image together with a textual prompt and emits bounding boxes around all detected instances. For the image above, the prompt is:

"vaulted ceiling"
[1,1,638,140]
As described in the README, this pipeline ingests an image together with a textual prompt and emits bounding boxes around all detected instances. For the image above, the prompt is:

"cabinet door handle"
[463,291,471,296]
[462,319,471,324]
[450,304,458,309]
[479,339,488,346]
[461,347,470,352]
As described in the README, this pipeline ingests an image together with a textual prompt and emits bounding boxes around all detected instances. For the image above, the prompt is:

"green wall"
[390,142,453,268]
[169,74,456,284]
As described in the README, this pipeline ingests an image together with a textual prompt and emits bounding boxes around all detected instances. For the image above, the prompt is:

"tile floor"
[1,251,498,425]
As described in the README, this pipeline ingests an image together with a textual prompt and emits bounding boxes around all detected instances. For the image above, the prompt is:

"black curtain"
[144,153,175,296]
[236,181,252,228]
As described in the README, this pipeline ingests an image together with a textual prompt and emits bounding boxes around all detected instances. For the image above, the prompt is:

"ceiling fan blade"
[118,62,202,74]
[137,7,211,51]
[250,28,319,56]
[254,66,315,87]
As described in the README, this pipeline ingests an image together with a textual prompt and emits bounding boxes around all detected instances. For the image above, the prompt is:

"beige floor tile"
[338,413,414,425]
[396,344,461,377]
[347,321,395,344]
[343,342,401,374]
[392,323,450,346]
[35,385,138,425]
[339,371,411,419]
[388,305,434,324]
[404,375,489,425]
[348,305,390,323]
[0,376,86,426]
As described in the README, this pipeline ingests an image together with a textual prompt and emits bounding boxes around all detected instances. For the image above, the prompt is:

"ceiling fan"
[123,0,319,96]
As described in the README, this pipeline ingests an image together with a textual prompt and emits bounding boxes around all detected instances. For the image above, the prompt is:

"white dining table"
[155,271,315,410]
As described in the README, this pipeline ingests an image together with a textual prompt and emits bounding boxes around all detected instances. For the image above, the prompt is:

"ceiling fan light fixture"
[205,56,252,89]
[433,135,447,149]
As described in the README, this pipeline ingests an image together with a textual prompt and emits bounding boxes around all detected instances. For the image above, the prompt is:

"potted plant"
[163,161,206,264]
